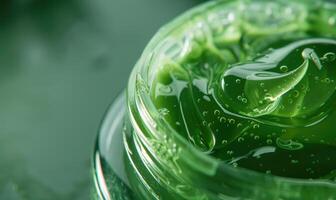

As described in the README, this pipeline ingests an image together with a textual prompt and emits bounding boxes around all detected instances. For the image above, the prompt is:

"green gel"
[152,29,336,180]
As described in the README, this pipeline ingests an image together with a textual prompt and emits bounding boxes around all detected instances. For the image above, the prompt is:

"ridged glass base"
[92,93,135,200]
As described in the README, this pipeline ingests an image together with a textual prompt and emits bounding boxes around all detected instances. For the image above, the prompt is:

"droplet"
[235,79,241,84]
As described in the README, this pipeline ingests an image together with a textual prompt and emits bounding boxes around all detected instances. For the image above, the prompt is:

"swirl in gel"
[221,38,336,124]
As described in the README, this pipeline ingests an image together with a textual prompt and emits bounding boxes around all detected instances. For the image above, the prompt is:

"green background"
[0,0,202,199]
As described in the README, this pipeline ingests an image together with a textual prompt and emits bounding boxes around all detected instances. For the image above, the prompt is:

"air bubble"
[323,78,331,84]
[227,150,234,155]
[203,95,211,102]
[321,52,335,62]
[253,124,260,129]
[214,110,220,115]
[228,119,235,124]
[238,137,244,143]
[220,117,226,123]
[276,138,304,150]
[292,90,300,98]
[280,65,288,72]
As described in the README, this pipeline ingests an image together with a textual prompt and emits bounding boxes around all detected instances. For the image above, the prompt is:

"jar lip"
[127,0,336,187]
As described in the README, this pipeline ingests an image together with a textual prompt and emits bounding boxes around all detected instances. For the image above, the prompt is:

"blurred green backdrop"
[0,0,203,199]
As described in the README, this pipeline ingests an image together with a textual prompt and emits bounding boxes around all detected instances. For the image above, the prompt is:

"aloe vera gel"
[154,35,336,179]
[94,0,336,199]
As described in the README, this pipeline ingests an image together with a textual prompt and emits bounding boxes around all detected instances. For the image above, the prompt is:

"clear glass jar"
[93,0,336,199]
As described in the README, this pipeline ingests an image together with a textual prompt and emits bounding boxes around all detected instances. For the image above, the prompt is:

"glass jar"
[93,0,336,199]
